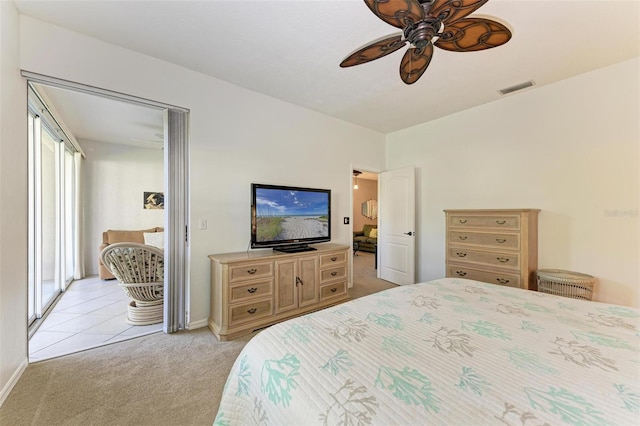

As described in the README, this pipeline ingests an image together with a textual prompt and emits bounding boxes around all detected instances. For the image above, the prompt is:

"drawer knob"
[496,238,506,243]
[247,287,257,293]
[247,308,257,314]
[331,271,338,277]
[455,270,467,277]
[496,220,506,225]
[496,257,510,263]
[456,252,467,257]
[458,219,467,224]
[458,236,468,240]
[330,256,337,261]
[330,287,337,293]
[247,268,257,275]
[496,278,510,284]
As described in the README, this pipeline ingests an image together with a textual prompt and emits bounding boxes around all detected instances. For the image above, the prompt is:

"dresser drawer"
[448,248,520,270]
[320,280,347,300]
[448,214,520,230]
[229,278,273,303]
[228,261,273,282]
[447,265,521,288]
[320,266,347,283]
[319,251,347,267]
[449,231,520,250]
[229,298,272,326]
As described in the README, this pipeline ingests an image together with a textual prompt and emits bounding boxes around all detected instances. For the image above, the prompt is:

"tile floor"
[29,275,162,362]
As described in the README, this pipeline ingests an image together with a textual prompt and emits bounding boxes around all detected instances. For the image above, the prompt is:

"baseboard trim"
[0,357,28,407]
[187,318,208,330]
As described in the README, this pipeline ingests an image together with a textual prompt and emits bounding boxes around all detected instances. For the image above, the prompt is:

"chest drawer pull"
[330,271,338,277]
[247,307,257,314]
[247,287,257,293]
[496,238,506,243]
[458,235,468,240]
[455,270,467,277]
[496,278,510,285]
[247,268,257,275]
[497,257,510,263]
[330,256,337,261]
[496,220,506,225]
[456,252,467,257]
[458,219,467,224]
[330,287,337,293]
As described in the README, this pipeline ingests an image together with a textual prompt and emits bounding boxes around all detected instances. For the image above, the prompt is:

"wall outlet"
[343,217,350,225]
[199,219,208,230]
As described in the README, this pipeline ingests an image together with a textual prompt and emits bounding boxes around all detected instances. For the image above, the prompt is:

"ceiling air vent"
[498,80,535,95]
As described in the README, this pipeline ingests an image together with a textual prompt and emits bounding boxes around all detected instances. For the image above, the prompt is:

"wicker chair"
[100,242,164,325]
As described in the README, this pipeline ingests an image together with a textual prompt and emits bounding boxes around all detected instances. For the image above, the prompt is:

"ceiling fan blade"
[399,45,434,84]
[435,18,511,52]
[364,0,424,29]
[340,34,407,67]
[429,0,489,24]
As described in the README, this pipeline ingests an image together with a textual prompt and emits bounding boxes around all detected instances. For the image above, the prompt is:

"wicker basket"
[537,269,596,301]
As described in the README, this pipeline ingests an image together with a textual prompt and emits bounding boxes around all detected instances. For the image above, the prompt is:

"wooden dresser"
[444,209,539,290]
[208,243,350,340]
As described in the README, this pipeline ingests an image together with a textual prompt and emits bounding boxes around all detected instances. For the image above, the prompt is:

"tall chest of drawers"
[444,209,540,290]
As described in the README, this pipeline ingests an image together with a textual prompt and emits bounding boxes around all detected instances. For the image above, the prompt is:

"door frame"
[21,71,190,333]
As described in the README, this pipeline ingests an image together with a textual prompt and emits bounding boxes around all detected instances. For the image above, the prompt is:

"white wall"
[387,58,640,308]
[81,139,164,275]
[19,16,386,327]
[0,1,28,406]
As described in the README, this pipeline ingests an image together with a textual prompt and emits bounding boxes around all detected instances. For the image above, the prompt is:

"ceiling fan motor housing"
[404,18,441,49]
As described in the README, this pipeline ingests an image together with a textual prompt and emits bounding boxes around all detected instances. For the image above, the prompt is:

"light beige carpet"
[0,252,395,426]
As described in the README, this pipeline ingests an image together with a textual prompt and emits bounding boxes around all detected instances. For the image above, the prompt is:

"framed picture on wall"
[144,192,164,209]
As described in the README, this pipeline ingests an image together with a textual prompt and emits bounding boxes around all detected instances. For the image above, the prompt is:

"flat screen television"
[251,183,331,252]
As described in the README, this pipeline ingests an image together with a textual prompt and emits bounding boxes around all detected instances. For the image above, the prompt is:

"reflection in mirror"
[361,199,378,220]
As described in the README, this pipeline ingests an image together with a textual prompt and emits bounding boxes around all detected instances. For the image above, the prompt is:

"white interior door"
[379,165,415,285]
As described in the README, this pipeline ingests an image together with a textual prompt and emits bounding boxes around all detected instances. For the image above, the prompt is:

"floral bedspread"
[214,278,640,425]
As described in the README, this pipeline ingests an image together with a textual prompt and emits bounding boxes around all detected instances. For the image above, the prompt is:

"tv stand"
[208,243,350,340]
[274,244,316,253]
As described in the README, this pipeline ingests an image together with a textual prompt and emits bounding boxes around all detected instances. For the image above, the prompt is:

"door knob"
[403,231,414,236]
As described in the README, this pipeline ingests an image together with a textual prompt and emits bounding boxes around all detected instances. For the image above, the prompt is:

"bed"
[214,278,639,425]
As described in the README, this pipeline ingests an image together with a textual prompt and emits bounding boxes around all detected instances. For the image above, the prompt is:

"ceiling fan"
[340,0,512,84]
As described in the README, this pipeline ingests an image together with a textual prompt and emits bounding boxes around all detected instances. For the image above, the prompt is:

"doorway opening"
[352,169,379,267]
[350,165,416,294]
[350,169,395,298]
[24,73,189,361]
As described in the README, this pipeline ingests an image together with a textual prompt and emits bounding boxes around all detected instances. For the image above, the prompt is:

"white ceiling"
[355,171,378,181]
[34,84,165,149]
[16,0,640,144]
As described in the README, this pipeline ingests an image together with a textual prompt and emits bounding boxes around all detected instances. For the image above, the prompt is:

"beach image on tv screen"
[255,188,329,242]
